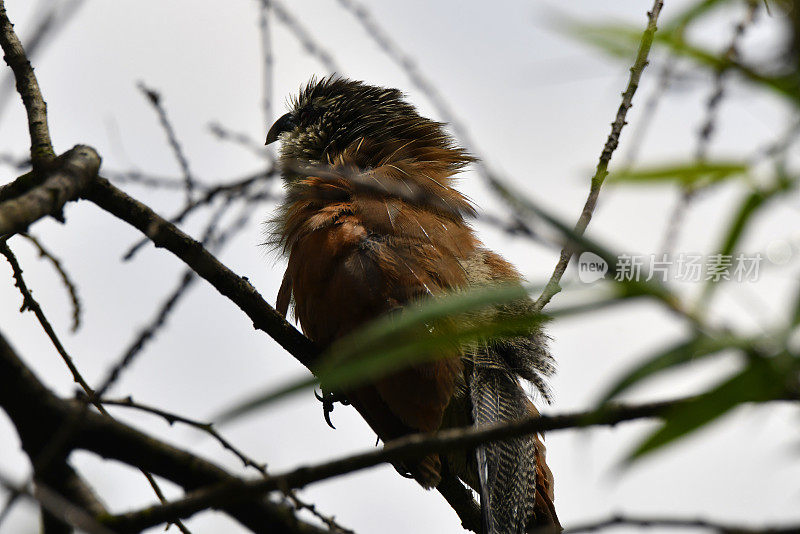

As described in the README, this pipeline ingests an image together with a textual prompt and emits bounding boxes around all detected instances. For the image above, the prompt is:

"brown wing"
[275,150,478,486]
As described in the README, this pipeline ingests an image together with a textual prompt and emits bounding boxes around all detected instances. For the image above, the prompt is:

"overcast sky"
[1,1,799,533]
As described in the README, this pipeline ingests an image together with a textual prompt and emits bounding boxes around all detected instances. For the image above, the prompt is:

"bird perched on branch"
[266,76,560,533]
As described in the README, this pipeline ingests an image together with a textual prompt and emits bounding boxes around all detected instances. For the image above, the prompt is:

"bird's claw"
[314,387,350,429]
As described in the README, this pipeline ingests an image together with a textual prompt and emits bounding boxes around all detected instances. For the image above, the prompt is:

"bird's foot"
[314,387,350,429]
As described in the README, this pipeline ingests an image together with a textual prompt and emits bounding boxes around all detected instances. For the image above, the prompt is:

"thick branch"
[0,330,333,534]
[102,392,794,532]
[0,145,100,235]
[0,0,55,168]
[0,472,112,534]
[534,0,664,311]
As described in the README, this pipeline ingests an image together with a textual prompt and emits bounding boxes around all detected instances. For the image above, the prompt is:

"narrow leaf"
[599,334,751,404]
[627,356,785,461]
[609,161,748,187]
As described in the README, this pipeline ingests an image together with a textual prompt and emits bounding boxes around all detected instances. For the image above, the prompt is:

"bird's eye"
[299,108,314,123]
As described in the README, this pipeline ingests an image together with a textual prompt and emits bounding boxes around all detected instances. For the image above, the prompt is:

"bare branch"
[258,0,274,127]
[0,239,94,396]
[0,330,335,534]
[0,471,113,534]
[0,145,100,236]
[83,176,319,366]
[100,395,354,533]
[138,82,197,205]
[0,239,192,533]
[209,122,273,159]
[101,393,797,531]
[122,167,277,260]
[0,0,55,168]
[659,1,759,256]
[19,232,82,331]
[272,0,340,73]
[534,0,664,311]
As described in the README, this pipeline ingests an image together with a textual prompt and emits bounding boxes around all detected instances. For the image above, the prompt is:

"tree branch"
[81,175,484,529]
[82,175,319,367]
[0,145,100,236]
[0,240,192,533]
[137,81,197,205]
[0,0,55,168]
[0,471,112,534]
[100,392,796,532]
[99,395,354,533]
[18,232,82,331]
[0,329,335,534]
[534,0,664,311]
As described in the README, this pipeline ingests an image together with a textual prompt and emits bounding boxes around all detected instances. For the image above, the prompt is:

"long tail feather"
[471,361,538,534]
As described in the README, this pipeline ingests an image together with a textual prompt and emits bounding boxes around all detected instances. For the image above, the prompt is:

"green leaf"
[698,175,795,309]
[661,0,733,33]
[215,283,536,422]
[609,161,748,187]
[627,355,786,461]
[216,283,642,424]
[599,334,751,404]
[792,282,800,326]
[569,21,799,103]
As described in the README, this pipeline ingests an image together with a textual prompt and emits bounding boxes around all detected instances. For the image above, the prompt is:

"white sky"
[1,1,799,533]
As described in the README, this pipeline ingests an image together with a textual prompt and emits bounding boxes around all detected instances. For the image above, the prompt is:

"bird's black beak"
[265,112,296,145]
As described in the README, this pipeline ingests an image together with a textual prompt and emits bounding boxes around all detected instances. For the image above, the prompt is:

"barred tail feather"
[470,364,538,534]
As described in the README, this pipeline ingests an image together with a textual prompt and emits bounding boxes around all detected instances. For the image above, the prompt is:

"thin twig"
[1,240,94,395]
[103,190,270,394]
[122,167,277,260]
[105,168,191,190]
[137,81,197,205]
[99,395,354,533]
[534,0,664,311]
[259,0,274,127]
[0,0,84,124]
[95,195,236,400]
[83,176,319,367]
[659,1,759,256]
[208,122,273,159]
[272,0,340,73]
[0,240,192,534]
[19,232,81,332]
[100,395,267,471]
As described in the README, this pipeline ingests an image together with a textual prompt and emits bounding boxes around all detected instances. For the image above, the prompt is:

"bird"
[266,76,560,533]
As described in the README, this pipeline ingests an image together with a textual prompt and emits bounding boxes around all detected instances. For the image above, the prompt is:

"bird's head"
[266,76,472,178]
